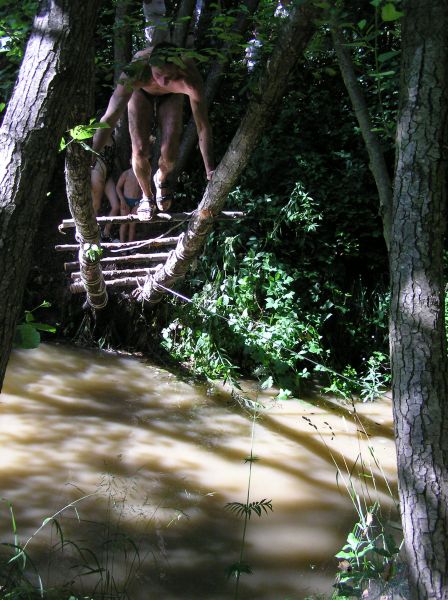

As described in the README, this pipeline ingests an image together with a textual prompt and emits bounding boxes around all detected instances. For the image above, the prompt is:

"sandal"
[153,170,174,213]
[137,197,156,221]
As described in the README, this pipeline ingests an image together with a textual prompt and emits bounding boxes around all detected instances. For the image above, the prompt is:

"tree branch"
[331,25,392,250]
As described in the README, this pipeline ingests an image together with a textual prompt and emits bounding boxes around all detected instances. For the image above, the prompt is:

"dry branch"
[59,210,244,230]
[55,236,179,252]
[64,252,169,272]
[71,275,149,293]
[71,267,157,279]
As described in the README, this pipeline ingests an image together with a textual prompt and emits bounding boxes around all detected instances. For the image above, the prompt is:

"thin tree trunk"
[65,140,109,309]
[331,26,392,250]
[114,0,133,172]
[174,0,260,177]
[0,0,100,390]
[389,1,448,598]
[137,1,317,304]
[172,0,196,47]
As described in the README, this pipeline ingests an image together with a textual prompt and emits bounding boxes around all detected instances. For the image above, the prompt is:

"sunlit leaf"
[14,323,40,349]
[381,3,404,21]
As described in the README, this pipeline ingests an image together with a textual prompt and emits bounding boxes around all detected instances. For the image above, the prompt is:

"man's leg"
[128,90,156,219]
[154,94,183,211]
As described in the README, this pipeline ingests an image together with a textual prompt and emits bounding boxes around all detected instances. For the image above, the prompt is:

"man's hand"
[206,170,215,181]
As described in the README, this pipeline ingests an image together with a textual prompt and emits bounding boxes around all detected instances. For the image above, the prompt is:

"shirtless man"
[93,42,214,220]
[116,163,142,243]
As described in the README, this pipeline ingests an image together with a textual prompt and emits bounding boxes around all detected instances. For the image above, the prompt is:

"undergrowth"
[161,182,390,402]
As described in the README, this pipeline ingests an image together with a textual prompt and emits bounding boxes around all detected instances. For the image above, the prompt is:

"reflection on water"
[1,344,397,599]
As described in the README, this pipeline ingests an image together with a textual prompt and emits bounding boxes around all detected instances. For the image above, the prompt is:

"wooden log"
[58,210,245,229]
[71,267,157,279]
[70,276,148,294]
[55,236,179,252]
[64,252,169,272]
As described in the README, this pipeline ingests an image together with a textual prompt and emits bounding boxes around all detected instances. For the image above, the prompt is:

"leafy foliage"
[225,498,273,519]
[333,505,400,598]
[0,1,38,106]
[14,301,56,350]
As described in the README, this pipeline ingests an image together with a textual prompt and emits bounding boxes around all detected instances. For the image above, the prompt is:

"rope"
[76,227,108,309]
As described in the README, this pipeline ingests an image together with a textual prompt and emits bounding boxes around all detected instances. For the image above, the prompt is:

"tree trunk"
[174,0,260,177]
[137,1,317,304]
[114,0,133,172]
[331,26,392,251]
[172,0,196,47]
[389,2,448,598]
[0,0,100,390]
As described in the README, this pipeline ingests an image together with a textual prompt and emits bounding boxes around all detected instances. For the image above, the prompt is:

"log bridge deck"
[57,211,244,295]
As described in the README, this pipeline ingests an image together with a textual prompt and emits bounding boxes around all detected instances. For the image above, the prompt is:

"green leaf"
[59,137,67,151]
[0,102,5,112]
[335,550,353,559]
[378,50,400,63]
[357,19,367,30]
[347,532,360,548]
[31,322,56,333]
[276,388,292,400]
[261,376,273,390]
[14,323,40,349]
[381,3,404,21]
[69,125,95,140]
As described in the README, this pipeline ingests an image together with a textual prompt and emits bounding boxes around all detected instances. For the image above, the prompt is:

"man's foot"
[153,169,174,212]
[137,197,156,221]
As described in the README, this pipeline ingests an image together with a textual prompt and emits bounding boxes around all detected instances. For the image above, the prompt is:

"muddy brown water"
[1,344,398,599]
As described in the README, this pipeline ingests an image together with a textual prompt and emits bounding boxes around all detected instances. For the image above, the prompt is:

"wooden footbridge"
[56,210,244,307]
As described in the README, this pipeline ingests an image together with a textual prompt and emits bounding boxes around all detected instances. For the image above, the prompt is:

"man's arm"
[185,65,214,179]
[93,76,134,155]
[190,95,214,180]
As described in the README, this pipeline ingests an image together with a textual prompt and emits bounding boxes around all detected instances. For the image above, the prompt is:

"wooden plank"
[55,236,179,252]
[70,276,150,294]
[64,252,169,272]
[59,210,245,229]
[71,267,157,279]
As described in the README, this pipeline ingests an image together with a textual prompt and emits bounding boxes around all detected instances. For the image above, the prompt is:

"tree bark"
[65,139,108,309]
[389,2,448,598]
[138,1,317,304]
[113,0,133,172]
[174,0,260,177]
[172,0,197,47]
[331,26,392,251]
[0,0,100,390]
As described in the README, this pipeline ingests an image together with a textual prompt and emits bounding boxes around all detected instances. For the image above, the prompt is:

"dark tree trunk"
[331,26,392,250]
[0,0,100,390]
[172,0,196,46]
[389,1,448,598]
[174,0,260,178]
[137,1,317,304]
[114,0,133,172]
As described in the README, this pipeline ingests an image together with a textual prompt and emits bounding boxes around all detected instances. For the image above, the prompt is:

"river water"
[1,343,398,599]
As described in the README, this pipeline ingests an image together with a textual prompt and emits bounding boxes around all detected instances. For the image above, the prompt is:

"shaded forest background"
[2,0,397,399]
